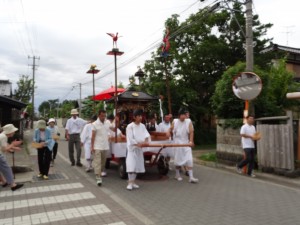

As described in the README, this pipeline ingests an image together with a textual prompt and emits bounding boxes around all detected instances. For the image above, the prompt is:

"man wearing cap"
[47,118,60,166]
[65,109,87,166]
[33,120,55,180]
[0,124,24,191]
[168,109,199,183]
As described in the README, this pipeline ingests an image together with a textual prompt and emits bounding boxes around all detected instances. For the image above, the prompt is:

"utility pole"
[28,56,40,128]
[245,0,253,72]
[79,83,82,117]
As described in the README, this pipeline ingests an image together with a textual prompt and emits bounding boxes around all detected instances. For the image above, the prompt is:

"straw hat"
[70,109,79,115]
[2,124,18,135]
[47,118,56,125]
[36,120,46,129]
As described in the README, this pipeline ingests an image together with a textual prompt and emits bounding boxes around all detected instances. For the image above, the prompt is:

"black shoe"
[76,162,83,167]
[71,162,75,166]
[2,182,8,187]
[11,183,24,191]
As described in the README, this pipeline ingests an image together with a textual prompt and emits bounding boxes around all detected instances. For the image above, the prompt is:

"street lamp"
[87,64,100,113]
[134,67,145,86]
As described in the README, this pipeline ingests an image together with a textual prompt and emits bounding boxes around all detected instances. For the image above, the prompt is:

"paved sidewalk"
[1,125,300,225]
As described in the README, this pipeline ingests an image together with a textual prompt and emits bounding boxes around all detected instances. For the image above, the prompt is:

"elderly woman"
[33,120,55,180]
[0,124,24,191]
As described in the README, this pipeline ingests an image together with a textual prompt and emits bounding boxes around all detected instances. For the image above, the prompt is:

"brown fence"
[256,112,294,170]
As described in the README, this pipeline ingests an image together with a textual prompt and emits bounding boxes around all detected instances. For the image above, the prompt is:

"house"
[262,43,300,81]
[0,80,27,137]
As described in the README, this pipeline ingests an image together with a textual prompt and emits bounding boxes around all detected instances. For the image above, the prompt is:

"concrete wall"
[216,119,243,165]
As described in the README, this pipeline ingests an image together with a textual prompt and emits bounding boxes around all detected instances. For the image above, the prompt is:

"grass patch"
[199,152,217,162]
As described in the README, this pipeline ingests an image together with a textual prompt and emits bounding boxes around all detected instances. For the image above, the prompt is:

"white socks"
[128,173,137,182]
[176,169,181,177]
[188,170,193,178]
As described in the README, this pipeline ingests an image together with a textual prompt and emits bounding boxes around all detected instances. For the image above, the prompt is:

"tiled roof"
[262,44,300,54]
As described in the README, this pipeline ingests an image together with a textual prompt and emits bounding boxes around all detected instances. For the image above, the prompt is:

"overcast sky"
[0,0,298,111]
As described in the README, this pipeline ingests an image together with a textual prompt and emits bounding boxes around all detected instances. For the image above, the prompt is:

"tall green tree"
[211,60,300,118]
[142,2,274,144]
[14,75,34,103]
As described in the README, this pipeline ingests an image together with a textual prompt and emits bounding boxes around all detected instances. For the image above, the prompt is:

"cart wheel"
[157,155,169,175]
[118,158,128,179]
[105,158,111,169]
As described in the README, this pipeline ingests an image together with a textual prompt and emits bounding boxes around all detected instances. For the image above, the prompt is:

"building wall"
[286,63,300,78]
[216,119,244,165]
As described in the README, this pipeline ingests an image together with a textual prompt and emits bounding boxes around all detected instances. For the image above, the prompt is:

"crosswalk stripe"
[0,204,112,225]
[106,222,127,225]
[0,192,95,211]
[0,182,84,198]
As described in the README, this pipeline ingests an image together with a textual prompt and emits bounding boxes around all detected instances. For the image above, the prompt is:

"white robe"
[126,122,150,173]
[80,123,93,159]
[173,119,193,167]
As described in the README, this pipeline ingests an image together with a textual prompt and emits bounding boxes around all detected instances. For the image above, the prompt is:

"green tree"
[211,60,300,118]
[14,75,34,103]
[142,2,274,144]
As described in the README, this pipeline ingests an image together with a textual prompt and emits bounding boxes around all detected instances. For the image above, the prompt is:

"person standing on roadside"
[65,109,87,167]
[47,118,60,166]
[33,120,55,180]
[236,115,260,177]
[0,124,24,191]
[91,110,111,186]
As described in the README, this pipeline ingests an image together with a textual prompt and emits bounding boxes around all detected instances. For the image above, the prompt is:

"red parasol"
[92,86,125,101]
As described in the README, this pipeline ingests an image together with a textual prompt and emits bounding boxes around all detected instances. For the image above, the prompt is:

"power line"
[80,1,220,87]
[19,0,35,55]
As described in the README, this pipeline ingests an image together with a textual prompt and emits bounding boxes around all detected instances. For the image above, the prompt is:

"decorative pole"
[161,28,172,115]
[87,65,100,113]
[107,33,124,142]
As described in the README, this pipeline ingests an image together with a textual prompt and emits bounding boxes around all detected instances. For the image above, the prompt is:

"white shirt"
[92,119,110,150]
[0,133,7,153]
[65,117,87,134]
[240,123,256,148]
[157,121,170,132]
[126,122,150,152]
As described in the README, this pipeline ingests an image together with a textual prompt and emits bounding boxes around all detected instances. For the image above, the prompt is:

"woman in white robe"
[126,109,150,191]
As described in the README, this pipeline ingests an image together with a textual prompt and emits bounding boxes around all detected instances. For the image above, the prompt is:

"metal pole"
[79,83,82,117]
[31,57,35,128]
[164,57,172,114]
[93,72,95,113]
[114,53,118,142]
[245,0,253,71]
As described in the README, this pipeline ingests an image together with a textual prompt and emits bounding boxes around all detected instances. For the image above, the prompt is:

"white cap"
[47,118,56,124]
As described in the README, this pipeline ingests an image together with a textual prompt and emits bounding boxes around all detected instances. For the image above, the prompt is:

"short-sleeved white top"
[240,123,256,148]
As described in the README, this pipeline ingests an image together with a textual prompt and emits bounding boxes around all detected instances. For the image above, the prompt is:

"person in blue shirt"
[33,120,55,180]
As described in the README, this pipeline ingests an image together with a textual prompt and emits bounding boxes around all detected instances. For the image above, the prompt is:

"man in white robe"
[168,109,198,183]
[126,109,150,190]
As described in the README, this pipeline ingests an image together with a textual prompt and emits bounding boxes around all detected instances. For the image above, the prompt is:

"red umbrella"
[92,86,125,101]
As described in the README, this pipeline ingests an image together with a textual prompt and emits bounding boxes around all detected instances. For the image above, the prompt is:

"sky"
[0,0,299,112]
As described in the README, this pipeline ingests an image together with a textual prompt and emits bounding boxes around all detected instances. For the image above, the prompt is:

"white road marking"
[0,204,111,225]
[0,192,95,211]
[0,182,84,198]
